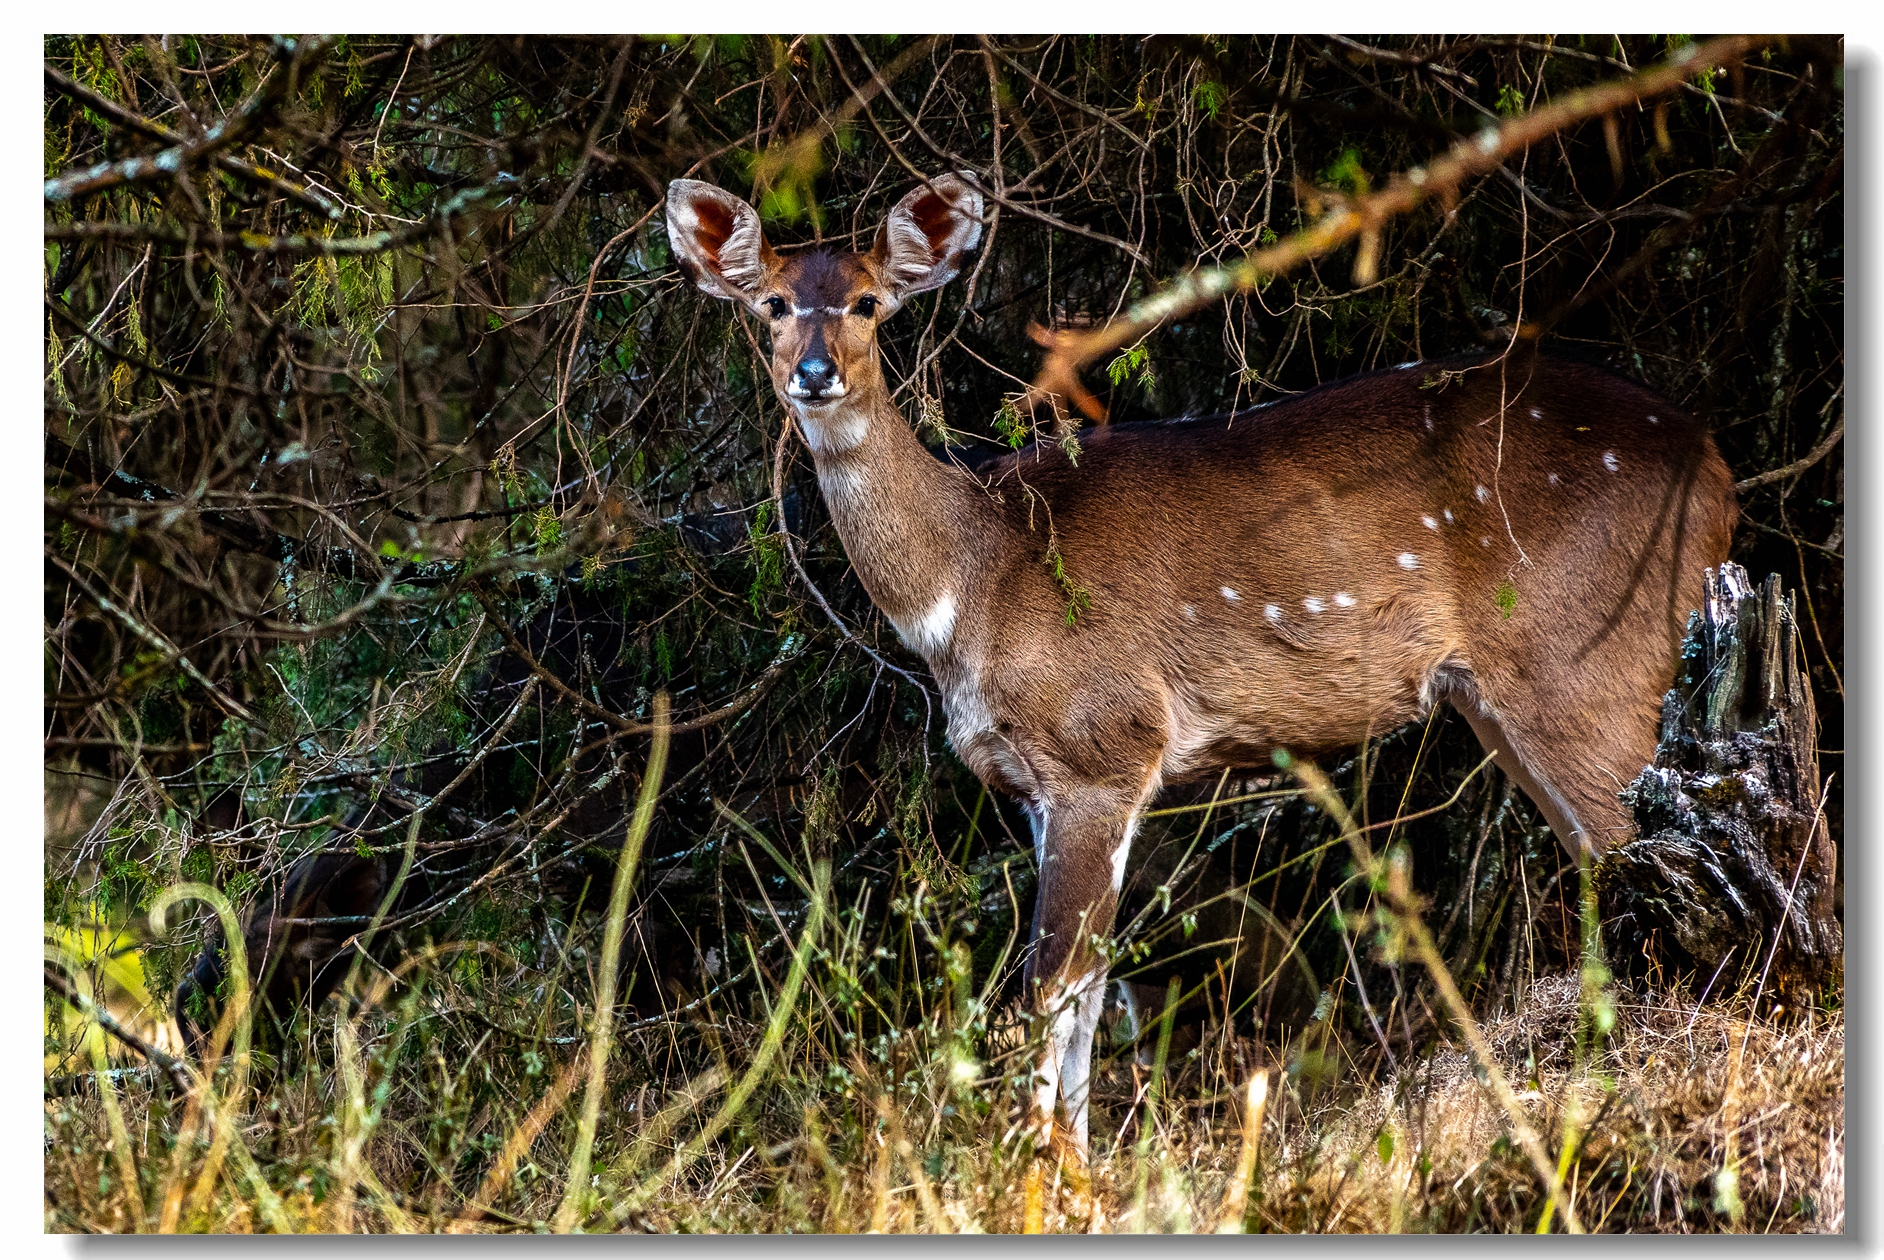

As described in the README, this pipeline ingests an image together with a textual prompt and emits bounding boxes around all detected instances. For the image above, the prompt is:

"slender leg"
[1119,980,1166,1069]
[1024,783,1150,1155]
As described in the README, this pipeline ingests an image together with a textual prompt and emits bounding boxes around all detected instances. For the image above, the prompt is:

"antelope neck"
[797,391,995,658]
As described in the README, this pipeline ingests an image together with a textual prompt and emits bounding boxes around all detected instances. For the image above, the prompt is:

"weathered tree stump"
[1598,563,1840,1011]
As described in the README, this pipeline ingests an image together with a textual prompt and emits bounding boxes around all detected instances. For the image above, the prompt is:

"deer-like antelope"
[665,173,1737,1155]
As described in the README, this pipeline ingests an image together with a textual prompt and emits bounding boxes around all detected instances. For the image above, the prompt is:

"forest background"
[40,34,1844,1232]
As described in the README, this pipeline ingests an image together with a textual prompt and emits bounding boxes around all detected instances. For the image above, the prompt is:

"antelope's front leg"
[1023,785,1148,1155]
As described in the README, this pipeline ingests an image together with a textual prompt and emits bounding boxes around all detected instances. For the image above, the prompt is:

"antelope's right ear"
[665,180,778,302]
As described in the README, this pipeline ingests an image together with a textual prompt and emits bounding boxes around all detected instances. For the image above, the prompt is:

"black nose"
[795,356,836,393]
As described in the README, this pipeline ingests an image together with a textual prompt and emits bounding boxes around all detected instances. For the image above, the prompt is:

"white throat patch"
[796,402,868,454]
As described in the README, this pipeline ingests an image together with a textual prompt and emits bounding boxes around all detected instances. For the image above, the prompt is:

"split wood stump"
[1597,563,1840,1012]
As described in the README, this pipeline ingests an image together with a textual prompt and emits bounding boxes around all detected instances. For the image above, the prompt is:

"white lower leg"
[1054,973,1109,1151]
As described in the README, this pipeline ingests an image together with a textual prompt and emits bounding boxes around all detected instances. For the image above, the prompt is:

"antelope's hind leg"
[1444,661,1664,858]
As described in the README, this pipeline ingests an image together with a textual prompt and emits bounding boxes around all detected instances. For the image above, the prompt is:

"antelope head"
[666,174,983,451]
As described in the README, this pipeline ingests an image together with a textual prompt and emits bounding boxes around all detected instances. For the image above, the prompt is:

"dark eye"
[852,295,879,318]
[763,296,788,320]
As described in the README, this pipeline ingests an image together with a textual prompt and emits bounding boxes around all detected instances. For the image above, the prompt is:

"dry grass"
[43,961,1841,1234]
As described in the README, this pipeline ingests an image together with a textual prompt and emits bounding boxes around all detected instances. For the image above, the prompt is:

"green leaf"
[1494,579,1518,620]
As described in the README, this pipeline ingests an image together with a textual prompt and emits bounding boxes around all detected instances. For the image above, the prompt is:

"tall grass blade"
[554,690,671,1231]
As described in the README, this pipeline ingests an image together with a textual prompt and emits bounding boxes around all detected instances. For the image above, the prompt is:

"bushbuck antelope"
[665,173,1737,1154]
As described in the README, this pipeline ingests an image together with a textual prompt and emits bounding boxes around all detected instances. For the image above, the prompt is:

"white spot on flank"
[1548,472,1561,486]
[1333,592,1356,607]
[1529,407,1542,419]
[1647,414,1659,424]
[1304,596,1326,614]
[1476,484,1491,503]
[894,591,957,656]
[1603,451,1620,472]
[1182,603,1196,620]
[1480,536,1492,547]
[1264,603,1282,622]
[1398,552,1420,570]
[1422,514,1439,531]
[1221,586,1240,602]
[1423,402,1433,431]
[1443,509,1454,523]
[1396,360,1422,370]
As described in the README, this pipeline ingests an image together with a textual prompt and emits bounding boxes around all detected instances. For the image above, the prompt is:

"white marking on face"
[893,591,957,656]
[1221,586,1240,602]
[1443,508,1454,524]
[823,306,850,317]
[1476,484,1491,503]
[790,306,816,317]
[1333,592,1356,608]
[1182,603,1196,621]
[1603,451,1620,472]
[1304,596,1326,614]
[1422,514,1439,531]
[1264,603,1282,622]
[1529,407,1542,419]
[787,379,849,401]
[1398,552,1420,570]
[1548,472,1561,486]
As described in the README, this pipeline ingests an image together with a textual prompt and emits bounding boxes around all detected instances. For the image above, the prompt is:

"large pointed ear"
[666,179,778,302]
[871,172,984,299]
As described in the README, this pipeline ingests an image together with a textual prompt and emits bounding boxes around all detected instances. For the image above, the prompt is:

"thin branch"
[1736,406,1843,492]
[44,965,194,1094]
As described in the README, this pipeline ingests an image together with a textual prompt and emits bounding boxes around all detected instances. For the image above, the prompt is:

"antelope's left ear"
[871,172,984,299]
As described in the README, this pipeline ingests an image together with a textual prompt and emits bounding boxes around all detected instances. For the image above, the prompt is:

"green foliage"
[1320,147,1369,195]
[1045,547,1092,628]
[1192,79,1227,120]
[1493,578,1518,620]
[746,501,785,616]
[1106,343,1155,392]
[991,397,1029,449]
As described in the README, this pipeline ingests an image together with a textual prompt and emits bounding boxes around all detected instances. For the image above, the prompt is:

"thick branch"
[1023,33,1775,420]
[45,64,340,218]
[44,36,334,204]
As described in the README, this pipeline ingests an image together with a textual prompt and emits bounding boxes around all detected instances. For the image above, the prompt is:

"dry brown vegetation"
[44,962,1841,1233]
